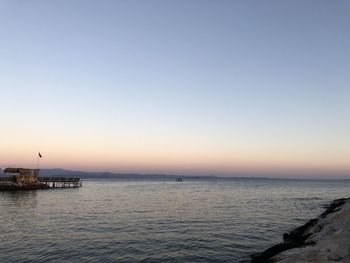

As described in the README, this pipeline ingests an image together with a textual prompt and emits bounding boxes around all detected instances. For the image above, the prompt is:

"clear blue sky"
[1,1,349,177]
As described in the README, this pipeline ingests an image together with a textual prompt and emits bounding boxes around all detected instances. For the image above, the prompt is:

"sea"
[1,178,349,263]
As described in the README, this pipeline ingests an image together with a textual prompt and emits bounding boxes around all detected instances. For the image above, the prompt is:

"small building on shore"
[4,168,40,186]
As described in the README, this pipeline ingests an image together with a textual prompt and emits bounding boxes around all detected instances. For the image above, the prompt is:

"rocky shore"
[251,197,350,263]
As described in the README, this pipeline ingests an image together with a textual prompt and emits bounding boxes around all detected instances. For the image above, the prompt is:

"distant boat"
[175,178,183,182]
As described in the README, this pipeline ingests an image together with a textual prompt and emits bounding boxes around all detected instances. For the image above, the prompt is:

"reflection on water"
[2,190,39,204]
[1,179,350,262]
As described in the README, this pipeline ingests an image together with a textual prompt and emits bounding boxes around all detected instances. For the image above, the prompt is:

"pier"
[0,168,82,191]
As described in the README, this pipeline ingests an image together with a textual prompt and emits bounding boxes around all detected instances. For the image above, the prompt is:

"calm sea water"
[1,178,350,262]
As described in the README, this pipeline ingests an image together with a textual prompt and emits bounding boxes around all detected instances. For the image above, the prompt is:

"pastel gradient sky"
[1,1,349,177]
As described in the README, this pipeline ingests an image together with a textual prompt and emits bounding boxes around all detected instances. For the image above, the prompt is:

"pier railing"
[38,177,82,188]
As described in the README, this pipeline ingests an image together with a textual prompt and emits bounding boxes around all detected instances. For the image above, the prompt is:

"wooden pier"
[0,168,82,191]
[38,177,82,188]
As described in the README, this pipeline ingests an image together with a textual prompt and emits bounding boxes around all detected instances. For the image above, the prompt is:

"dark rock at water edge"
[250,197,350,263]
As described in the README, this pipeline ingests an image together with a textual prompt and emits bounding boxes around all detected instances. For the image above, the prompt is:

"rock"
[250,198,350,263]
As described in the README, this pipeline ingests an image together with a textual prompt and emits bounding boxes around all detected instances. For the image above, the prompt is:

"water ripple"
[1,179,350,262]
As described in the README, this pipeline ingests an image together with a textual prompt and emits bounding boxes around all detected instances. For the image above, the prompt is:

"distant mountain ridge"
[3,168,348,180]
[39,168,213,179]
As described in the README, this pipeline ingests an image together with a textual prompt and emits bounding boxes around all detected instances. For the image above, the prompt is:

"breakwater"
[251,197,350,262]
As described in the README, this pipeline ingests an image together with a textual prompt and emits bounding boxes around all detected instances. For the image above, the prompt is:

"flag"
[39,152,42,158]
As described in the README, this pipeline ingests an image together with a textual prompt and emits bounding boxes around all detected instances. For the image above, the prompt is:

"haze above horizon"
[1,1,349,178]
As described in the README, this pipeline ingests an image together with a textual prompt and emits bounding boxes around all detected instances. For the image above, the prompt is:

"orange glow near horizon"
[1,112,349,178]
[1,131,349,177]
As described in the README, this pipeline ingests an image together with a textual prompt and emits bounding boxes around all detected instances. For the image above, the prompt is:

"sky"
[0,0,349,178]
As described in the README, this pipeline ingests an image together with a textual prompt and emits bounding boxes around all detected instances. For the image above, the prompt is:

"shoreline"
[0,177,49,191]
[251,197,350,262]
[0,183,49,191]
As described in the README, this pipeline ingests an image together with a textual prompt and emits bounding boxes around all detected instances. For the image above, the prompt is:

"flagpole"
[37,152,43,171]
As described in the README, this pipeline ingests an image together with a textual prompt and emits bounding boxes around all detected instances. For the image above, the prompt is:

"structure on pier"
[4,168,40,186]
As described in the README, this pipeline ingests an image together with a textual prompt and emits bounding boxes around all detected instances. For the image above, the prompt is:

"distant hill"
[3,168,345,180]
[39,168,212,180]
